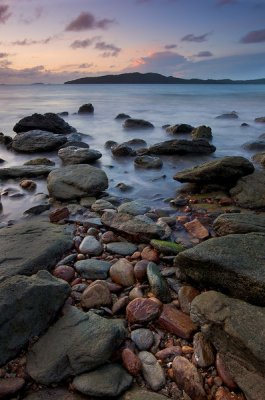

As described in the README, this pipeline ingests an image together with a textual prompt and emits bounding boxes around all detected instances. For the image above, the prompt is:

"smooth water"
[0,84,265,221]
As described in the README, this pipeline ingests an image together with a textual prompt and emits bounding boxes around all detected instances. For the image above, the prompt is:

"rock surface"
[73,364,133,397]
[213,213,265,236]
[27,306,126,385]
[148,139,216,155]
[13,112,76,134]
[78,103,94,114]
[74,259,111,280]
[118,201,151,216]
[47,164,108,200]
[106,241,138,256]
[175,232,265,306]
[12,130,67,152]
[191,125,212,140]
[81,280,112,308]
[158,304,197,339]
[138,351,165,391]
[119,386,169,400]
[58,146,102,164]
[23,388,88,399]
[79,236,103,255]
[147,262,171,303]
[0,270,70,366]
[0,165,54,179]
[131,328,154,351]
[123,119,154,129]
[173,156,254,186]
[0,219,72,280]
[166,123,194,134]
[216,112,238,119]
[134,155,163,169]
[191,291,265,400]
[230,171,265,209]
[126,298,161,323]
[0,378,25,398]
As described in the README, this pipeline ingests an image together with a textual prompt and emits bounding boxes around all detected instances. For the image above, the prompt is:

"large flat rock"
[47,164,108,200]
[0,165,54,179]
[12,130,67,153]
[13,112,76,135]
[191,291,265,400]
[213,213,265,236]
[26,306,126,385]
[0,219,73,280]
[175,233,265,306]
[148,139,216,155]
[230,171,265,209]
[0,270,70,366]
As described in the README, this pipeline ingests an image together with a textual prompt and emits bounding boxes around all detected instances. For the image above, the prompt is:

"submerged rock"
[191,125,212,140]
[0,270,70,366]
[13,112,76,134]
[166,124,193,134]
[115,113,131,120]
[47,164,108,200]
[252,151,265,166]
[148,139,216,155]
[134,155,163,169]
[123,118,154,129]
[111,143,136,157]
[58,146,102,164]
[255,116,265,123]
[216,111,238,119]
[242,140,265,151]
[12,130,67,152]
[24,157,55,166]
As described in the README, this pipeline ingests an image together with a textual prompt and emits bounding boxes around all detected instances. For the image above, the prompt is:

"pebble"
[141,246,160,262]
[131,328,154,351]
[79,236,103,255]
[155,346,182,361]
[112,296,129,314]
[178,285,200,314]
[215,387,245,400]
[134,260,149,281]
[49,207,70,223]
[91,199,116,212]
[101,231,118,243]
[158,304,197,339]
[122,348,142,376]
[193,332,215,367]
[110,258,135,286]
[126,298,162,323]
[147,262,171,303]
[0,378,25,398]
[106,241,138,256]
[129,286,144,300]
[75,259,111,280]
[184,218,209,240]
[57,253,76,266]
[20,179,36,191]
[53,265,75,282]
[138,351,165,391]
[81,280,112,309]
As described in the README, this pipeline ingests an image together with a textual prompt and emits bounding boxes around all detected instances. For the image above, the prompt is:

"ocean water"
[0,83,265,221]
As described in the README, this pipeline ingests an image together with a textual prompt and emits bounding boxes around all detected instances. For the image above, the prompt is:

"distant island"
[64,72,265,85]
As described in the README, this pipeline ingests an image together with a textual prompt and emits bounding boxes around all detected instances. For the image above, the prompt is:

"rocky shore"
[0,108,265,399]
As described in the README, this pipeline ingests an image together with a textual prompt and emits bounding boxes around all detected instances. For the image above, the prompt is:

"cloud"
[20,6,43,24]
[240,28,265,43]
[165,44,177,49]
[194,51,213,57]
[0,52,8,58]
[181,32,211,43]
[79,63,94,69]
[70,37,99,49]
[12,36,56,46]
[0,4,11,23]
[65,12,114,32]
[95,41,121,57]
[217,0,237,5]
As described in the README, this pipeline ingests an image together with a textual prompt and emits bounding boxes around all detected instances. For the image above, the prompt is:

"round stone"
[110,258,135,286]
[53,265,75,282]
[131,328,154,350]
[79,236,103,256]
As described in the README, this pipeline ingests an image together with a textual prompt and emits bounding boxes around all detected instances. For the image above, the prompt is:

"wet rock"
[122,348,142,376]
[242,140,265,151]
[0,219,72,280]
[106,241,138,256]
[91,199,116,212]
[101,212,165,240]
[124,138,147,147]
[118,200,151,216]
[81,280,112,308]
[150,239,186,255]
[176,232,265,305]
[115,113,131,119]
[53,265,75,282]
[191,291,265,400]
[230,171,265,209]
[184,218,209,240]
[111,144,136,156]
[126,298,161,323]
[0,270,70,366]
[47,164,108,200]
[131,328,154,351]
[0,165,54,179]
[13,112,76,134]
[12,130,67,152]
[110,258,135,286]
[172,356,207,400]
[116,182,133,192]
[105,140,118,148]
[22,388,88,399]
[213,213,265,236]
[20,179,37,190]
[193,332,215,367]
[123,118,154,129]
[101,230,118,243]
[26,306,126,385]
[24,157,55,166]
[216,353,237,390]
[134,260,149,281]
[141,246,160,262]
[134,155,163,169]
[75,259,111,279]
[147,262,171,303]
[178,285,200,314]
[252,151,265,166]
[79,235,103,255]
[148,139,216,155]
[58,146,102,165]
[78,103,94,114]
[138,351,165,391]
[158,304,197,339]
[191,125,212,140]
[73,364,132,397]
[155,346,182,361]
[0,378,25,398]
[49,207,70,223]
[174,156,254,186]
[254,116,265,123]
[166,124,194,134]
[216,111,238,119]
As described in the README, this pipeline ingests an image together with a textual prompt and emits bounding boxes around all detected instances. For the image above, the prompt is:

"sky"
[0,0,264,83]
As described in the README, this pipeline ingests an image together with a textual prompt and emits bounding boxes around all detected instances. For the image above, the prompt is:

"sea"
[0,83,265,222]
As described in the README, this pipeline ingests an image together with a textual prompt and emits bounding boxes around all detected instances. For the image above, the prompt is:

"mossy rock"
[151,239,186,255]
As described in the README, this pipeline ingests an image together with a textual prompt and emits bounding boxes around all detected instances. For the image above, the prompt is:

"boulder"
[166,124,194,134]
[58,146,102,165]
[13,113,76,134]
[213,213,265,236]
[175,232,265,306]
[148,139,216,155]
[115,113,131,120]
[24,157,55,166]
[0,270,70,366]
[254,116,265,123]
[47,164,108,200]
[242,140,265,151]
[26,306,126,385]
[12,130,67,153]
[134,155,163,169]
[111,144,136,157]
[191,125,212,140]
[216,112,238,119]
[0,219,72,280]
[123,119,154,129]
[73,364,133,397]
[0,165,54,179]
[230,171,265,209]
[173,156,254,186]
[191,291,265,400]
[78,104,94,114]
[101,212,165,241]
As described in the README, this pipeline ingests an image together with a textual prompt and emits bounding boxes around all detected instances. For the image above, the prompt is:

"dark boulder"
[78,104,94,114]
[13,113,76,134]
[148,139,216,155]
[123,118,154,129]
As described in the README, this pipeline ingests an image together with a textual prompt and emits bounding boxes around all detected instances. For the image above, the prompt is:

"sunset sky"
[0,0,264,83]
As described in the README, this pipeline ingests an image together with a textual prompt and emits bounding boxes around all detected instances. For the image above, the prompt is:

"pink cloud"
[0,4,11,23]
